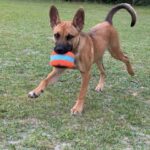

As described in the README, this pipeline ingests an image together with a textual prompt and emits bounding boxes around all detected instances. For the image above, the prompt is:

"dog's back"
[89,3,137,63]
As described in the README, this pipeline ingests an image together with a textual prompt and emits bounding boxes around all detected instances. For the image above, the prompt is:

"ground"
[0,0,150,149]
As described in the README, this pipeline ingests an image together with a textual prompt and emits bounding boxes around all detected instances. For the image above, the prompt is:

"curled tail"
[105,3,137,27]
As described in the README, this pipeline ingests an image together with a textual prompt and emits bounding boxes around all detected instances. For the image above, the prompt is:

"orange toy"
[49,51,75,68]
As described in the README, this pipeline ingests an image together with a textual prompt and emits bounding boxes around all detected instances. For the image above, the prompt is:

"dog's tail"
[105,3,137,27]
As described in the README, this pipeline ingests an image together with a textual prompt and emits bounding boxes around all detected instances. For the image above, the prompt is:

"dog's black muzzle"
[54,44,72,54]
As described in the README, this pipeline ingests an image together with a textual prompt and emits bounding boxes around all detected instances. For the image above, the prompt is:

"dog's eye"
[66,34,74,41]
[54,33,60,40]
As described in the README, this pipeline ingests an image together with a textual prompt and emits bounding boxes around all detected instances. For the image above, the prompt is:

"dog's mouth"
[54,44,73,54]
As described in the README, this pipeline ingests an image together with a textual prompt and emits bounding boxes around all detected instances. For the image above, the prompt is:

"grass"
[0,0,150,149]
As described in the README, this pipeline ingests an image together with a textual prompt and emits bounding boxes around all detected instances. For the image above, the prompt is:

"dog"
[28,3,137,115]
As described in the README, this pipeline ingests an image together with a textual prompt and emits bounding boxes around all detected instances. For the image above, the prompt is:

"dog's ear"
[72,8,84,31]
[49,5,61,29]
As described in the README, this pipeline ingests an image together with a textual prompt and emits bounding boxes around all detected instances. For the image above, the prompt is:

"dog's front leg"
[71,71,90,115]
[28,68,65,98]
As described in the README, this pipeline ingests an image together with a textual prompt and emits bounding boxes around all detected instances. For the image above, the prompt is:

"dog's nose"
[54,45,66,54]
[54,44,72,54]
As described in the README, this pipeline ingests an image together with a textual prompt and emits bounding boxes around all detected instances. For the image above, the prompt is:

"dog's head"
[49,5,84,54]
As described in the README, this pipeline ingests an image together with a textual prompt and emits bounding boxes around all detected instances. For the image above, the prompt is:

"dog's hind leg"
[109,31,134,76]
[95,61,106,92]
[28,68,65,98]
[109,47,134,76]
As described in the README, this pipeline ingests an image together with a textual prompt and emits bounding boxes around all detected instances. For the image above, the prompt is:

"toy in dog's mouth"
[49,51,75,68]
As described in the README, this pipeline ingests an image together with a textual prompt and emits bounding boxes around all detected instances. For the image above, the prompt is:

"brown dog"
[28,3,137,115]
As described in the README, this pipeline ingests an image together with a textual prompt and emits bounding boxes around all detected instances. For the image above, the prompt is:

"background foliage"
[64,0,150,5]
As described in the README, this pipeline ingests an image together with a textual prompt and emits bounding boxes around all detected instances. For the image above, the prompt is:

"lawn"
[0,0,150,149]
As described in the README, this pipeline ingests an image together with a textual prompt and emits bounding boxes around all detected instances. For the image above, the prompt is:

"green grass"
[0,0,150,149]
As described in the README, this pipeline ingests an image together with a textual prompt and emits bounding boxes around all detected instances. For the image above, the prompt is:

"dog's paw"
[95,84,104,92]
[71,109,82,116]
[70,100,84,115]
[28,91,39,98]
[129,71,135,76]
